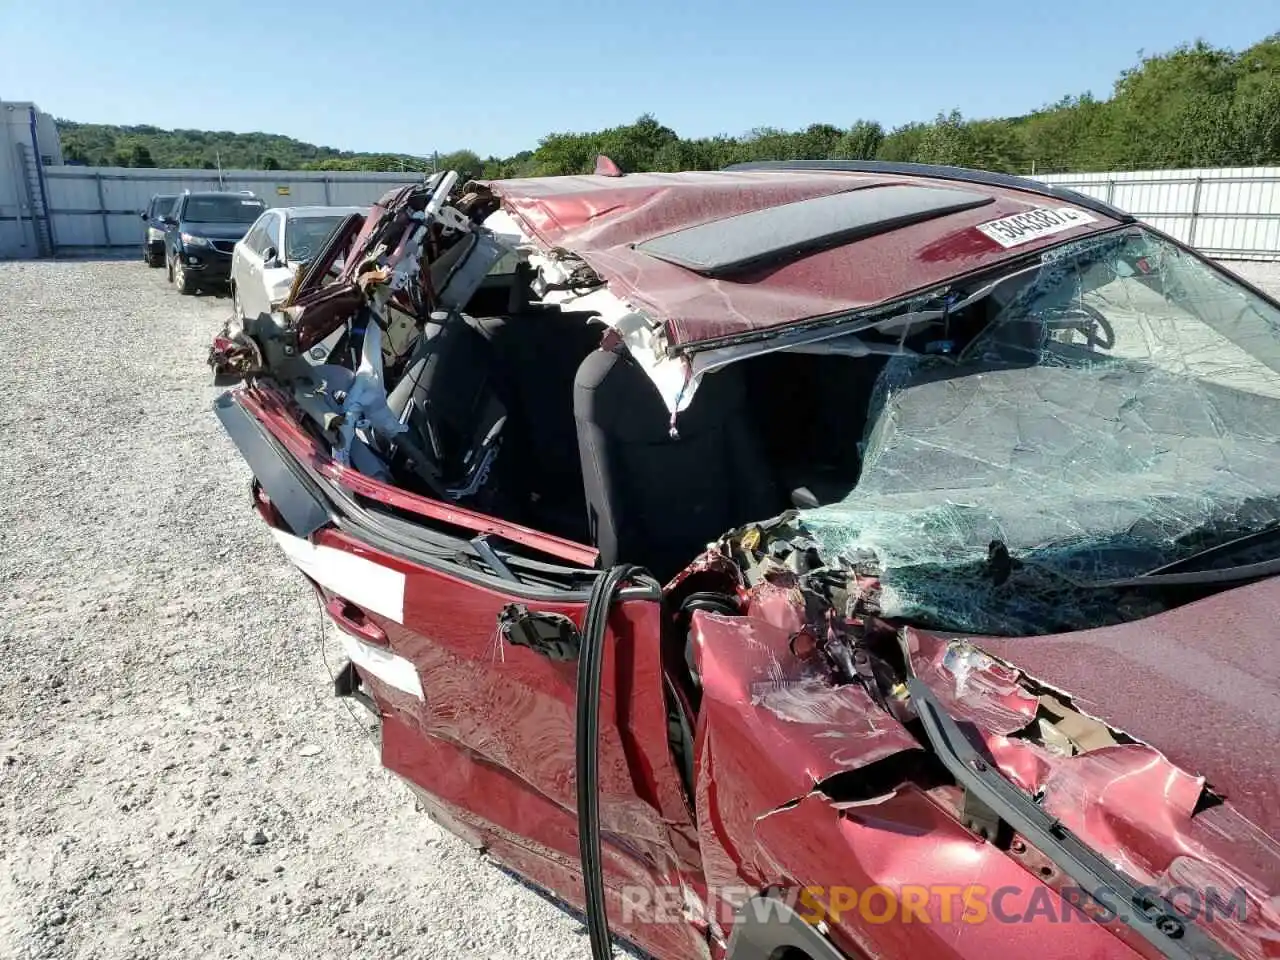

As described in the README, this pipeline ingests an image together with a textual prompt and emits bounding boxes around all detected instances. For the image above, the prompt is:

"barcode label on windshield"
[976,207,1097,248]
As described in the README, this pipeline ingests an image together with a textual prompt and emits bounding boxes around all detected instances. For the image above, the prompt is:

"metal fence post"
[323,177,332,205]
[1188,176,1204,248]
[94,172,111,248]
[1106,180,1116,205]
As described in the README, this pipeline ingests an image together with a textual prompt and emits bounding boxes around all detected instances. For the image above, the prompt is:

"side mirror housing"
[262,246,279,266]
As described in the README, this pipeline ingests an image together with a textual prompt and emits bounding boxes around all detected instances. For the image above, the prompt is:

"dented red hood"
[971,576,1280,838]
[902,578,1280,958]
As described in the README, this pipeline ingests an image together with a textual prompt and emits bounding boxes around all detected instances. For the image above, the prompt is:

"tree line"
[58,34,1280,178]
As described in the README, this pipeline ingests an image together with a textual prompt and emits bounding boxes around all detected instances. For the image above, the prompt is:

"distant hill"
[55,32,1280,179]
[55,121,482,175]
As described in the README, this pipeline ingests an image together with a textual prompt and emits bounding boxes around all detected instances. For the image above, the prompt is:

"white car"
[230,205,366,320]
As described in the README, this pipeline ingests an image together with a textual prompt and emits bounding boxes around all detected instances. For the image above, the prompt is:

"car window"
[971,229,1280,398]
[182,195,266,224]
[242,215,270,254]
[266,215,284,256]
[285,216,344,263]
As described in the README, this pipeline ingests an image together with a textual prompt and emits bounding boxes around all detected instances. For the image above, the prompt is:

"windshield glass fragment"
[800,228,1280,636]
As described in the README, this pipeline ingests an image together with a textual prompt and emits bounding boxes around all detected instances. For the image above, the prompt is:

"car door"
[231,213,265,313]
[323,536,705,960]
[229,391,707,960]
[260,213,297,312]
[237,213,275,320]
[162,198,183,262]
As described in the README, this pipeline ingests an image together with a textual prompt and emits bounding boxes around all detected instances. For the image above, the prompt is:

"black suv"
[163,191,267,295]
[140,194,176,267]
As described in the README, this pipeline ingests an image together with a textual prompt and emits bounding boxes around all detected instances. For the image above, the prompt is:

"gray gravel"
[1226,258,1280,294]
[0,260,589,960]
[1,255,1278,960]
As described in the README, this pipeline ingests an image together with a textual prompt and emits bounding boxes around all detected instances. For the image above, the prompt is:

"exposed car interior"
[283,254,950,583]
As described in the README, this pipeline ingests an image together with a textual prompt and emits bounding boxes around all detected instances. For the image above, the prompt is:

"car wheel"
[175,259,196,295]
[146,248,164,268]
[166,254,175,284]
[231,284,243,320]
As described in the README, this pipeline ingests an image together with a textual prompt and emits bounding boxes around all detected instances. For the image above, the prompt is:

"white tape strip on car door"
[336,631,425,700]
[335,634,424,701]
[269,529,423,699]
[269,528,405,623]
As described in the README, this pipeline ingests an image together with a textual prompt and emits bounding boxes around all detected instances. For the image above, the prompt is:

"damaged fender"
[688,606,1232,959]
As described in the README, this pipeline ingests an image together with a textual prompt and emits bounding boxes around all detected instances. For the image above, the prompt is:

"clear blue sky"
[0,0,1274,158]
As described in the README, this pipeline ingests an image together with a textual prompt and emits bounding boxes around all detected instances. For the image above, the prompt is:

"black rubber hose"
[576,563,640,960]
[679,591,738,617]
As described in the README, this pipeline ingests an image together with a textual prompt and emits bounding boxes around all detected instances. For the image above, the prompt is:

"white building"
[0,99,63,258]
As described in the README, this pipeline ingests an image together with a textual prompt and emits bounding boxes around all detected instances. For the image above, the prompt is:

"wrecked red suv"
[212,160,1280,960]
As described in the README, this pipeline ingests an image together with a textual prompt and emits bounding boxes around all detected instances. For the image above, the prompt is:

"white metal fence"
[1035,167,1280,261]
[5,166,425,257]
[6,162,1280,260]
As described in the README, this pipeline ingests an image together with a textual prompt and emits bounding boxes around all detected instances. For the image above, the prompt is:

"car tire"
[146,248,164,268]
[231,283,243,321]
[166,254,175,284]
[175,259,196,295]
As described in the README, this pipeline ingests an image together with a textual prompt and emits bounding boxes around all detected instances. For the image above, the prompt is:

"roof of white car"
[277,205,367,219]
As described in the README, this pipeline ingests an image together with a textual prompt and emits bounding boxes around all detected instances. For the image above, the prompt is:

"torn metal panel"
[692,610,919,811]
[907,628,1280,959]
[689,606,921,936]
[964,575,1280,838]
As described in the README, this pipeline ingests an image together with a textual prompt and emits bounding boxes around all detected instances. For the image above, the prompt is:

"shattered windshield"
[801,227,1280,636]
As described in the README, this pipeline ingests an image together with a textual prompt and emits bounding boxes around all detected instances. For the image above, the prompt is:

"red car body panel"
[906,629,1280,957]
[487,170,1123,348]
[691,601,1136,958]
[970,578,1280,838]
[253,482,708,960]
[689,582,1280,959]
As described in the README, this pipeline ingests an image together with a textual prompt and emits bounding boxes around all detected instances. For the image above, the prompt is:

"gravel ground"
[0,260,591,960]
[1,255,1278,960]
[1230,259,1280,295]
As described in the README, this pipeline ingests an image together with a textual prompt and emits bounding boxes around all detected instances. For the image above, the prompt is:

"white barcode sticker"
[976,207,1097,248]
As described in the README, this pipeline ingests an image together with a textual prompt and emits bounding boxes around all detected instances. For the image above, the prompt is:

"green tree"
[915,111,973,166]
[876,122,928,162]
[832,120,884,160]
[438,149,483,179]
